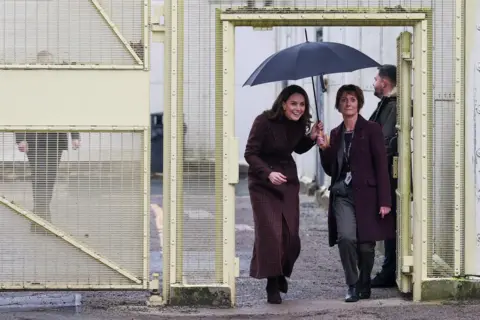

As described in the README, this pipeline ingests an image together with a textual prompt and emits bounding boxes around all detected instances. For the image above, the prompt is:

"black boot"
[372,239,397,288]
[277,275,288,294]
[345,285,359,302]
[357,243,375,299]
[371,272,396,288]
[266,277,282,304]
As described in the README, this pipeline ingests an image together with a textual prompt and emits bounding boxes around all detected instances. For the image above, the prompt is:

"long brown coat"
[245,113,316,279]
[320,115,395,247]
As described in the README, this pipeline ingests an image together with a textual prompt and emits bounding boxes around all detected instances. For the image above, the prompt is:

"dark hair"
[264,84,312,130]
[335,84,365,111]
[378,64,397,86]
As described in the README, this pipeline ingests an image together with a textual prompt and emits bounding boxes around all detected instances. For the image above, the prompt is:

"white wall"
[235,27,277,167]
[236,27,321,182]
[320,26,407,187]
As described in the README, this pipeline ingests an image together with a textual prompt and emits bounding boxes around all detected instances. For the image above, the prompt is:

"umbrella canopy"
[243,41,381,87]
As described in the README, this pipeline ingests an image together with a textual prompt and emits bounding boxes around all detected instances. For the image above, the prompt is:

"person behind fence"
[317,84,395,302]
[369,64,399,288]
[244,84,322,304]
[16,132,81,233]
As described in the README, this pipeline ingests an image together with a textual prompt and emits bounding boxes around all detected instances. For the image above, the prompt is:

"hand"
[268,172,287,185]
[379,206,391,219]
[72,139,81,150]
[316,133,330,150]
[309,121,324,140]
[17,141,28,153]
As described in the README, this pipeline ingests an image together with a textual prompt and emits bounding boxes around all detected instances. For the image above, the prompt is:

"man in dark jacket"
[369,64,398,288]
[16,132,81,232]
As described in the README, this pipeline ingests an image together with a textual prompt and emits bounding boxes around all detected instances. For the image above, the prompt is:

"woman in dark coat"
[244,85,322,304]
[317,84,394,302]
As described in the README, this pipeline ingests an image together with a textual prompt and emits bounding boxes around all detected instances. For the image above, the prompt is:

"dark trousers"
[26,147,63,220]
[333,187,375,289]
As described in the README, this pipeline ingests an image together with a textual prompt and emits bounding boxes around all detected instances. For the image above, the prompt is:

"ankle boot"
[357,244,375,299]
[345,285,359,302]
[277,275,288,294]
[266,277,282,304]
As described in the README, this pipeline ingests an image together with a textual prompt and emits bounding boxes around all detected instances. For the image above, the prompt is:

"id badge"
[344,172,352,185]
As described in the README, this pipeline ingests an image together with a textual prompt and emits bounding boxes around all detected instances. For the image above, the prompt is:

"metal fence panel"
[0,0,147,66]
[170,0,464,303]
[0,130,148,289]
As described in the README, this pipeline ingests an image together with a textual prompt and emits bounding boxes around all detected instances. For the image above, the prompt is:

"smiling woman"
[244,84,322,304]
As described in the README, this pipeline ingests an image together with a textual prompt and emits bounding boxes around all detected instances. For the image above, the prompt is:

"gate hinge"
[392,156,398,179]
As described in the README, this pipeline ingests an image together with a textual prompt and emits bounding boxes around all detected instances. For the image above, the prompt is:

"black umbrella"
[243,30,380,119]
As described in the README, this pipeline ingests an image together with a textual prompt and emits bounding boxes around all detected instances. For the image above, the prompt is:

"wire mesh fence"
[177,0,459,286]
[0,130,147,288]
[0,0,145,66]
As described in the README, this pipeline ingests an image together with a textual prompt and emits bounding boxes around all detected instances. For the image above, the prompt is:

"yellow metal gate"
[0,0,150,290]
[395,31,414,293]
[162,0,468,305]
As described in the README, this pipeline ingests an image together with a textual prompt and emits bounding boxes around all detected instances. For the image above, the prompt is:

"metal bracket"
[152,4,166,43]
[392,156,399,179]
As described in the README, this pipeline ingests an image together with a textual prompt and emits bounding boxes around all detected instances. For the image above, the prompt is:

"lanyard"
[343,130,354,162]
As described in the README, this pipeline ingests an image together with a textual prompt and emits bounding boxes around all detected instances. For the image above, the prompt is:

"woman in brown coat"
[244,85,322,304]
[317,84,394,302]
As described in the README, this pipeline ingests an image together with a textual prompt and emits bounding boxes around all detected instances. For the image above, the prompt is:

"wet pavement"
[1,178,480,319]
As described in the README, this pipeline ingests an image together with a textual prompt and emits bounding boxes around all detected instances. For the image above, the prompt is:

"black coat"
[320,116,395,246]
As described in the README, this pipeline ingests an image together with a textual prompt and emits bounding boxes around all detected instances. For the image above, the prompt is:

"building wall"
[320,26,407,188]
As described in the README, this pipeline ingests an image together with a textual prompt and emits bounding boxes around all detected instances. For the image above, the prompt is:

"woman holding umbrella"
[317,84,394,302]
[244,85,322,304]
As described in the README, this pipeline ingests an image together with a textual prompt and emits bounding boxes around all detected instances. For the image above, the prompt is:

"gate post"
[221,19,239,305]
[396,31,413,293]
[412,19,431,302]
[453,0,466,277]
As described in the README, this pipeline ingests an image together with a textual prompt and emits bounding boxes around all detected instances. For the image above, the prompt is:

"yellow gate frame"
[217,8,437,304]
[161,2,468,306]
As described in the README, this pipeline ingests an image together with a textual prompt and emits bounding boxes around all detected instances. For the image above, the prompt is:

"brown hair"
[335,84,365,111]
[264,84,312,131]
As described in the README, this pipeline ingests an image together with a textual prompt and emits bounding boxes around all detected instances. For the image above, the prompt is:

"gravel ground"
[234,193,402,306]
[2,185,480,319]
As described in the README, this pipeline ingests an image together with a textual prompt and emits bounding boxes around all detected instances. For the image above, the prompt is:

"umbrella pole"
[304,29,320,122]
[310,76,320,121]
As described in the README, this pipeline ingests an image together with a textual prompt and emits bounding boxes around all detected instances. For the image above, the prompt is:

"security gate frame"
[217,9,437,303]
[0,0,152,291]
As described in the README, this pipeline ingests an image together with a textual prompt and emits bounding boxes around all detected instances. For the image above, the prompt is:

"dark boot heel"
[266,277,282,304]
[277,275,288,294]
